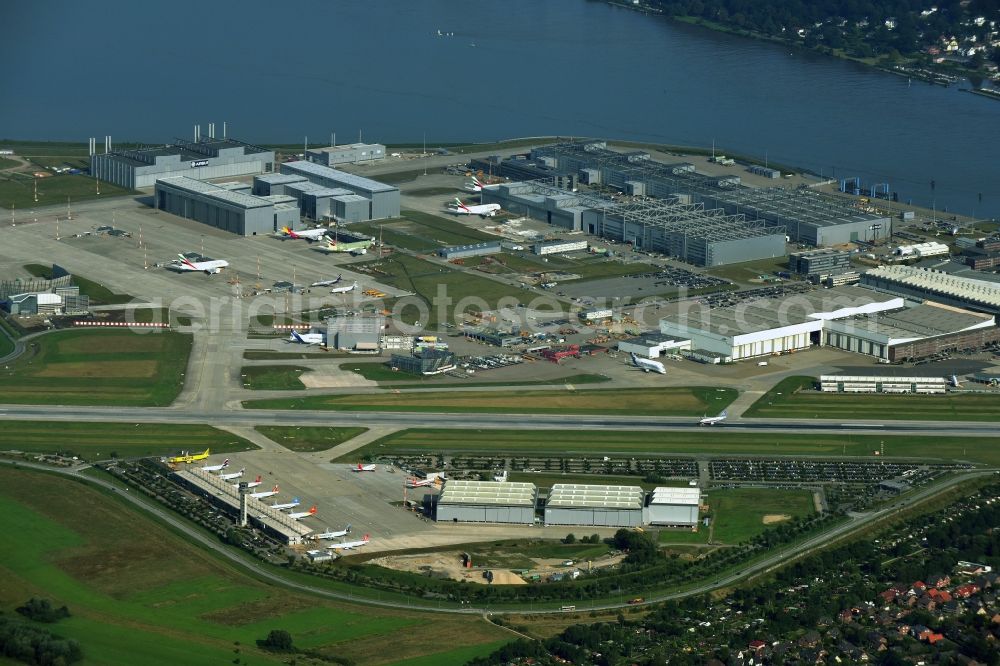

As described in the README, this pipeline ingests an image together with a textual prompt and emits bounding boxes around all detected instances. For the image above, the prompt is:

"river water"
[3,0,997,217]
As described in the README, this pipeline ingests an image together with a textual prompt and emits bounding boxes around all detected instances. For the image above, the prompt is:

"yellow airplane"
[167,448,210,464]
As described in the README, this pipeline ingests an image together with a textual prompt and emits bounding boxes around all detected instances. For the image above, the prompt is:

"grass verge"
[24,263,134,305]
[241,365,308,390]
[254,426,369,452]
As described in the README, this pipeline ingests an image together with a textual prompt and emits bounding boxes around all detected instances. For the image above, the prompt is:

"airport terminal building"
[91,137,274,190]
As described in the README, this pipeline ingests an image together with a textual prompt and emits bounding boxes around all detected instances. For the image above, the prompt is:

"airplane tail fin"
[720,410,728,418]
[345,524,351,533]
[272,485,279,492]
[363,534,370,541]
[254,475,262,482]
[222,459,230,467]
[309,506,317,514]
[291,330,304,342]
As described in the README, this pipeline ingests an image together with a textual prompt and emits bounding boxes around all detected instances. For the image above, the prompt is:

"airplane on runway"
[330,281,358,295]
[463,175,486,192]
[219,467,245,481]
[288,505,318,520]
[327,534,370,551]
[353,462,377,472]
[249,484,280,499]
[236,475,264,489]
[167,448,210,464]
[699,410,728,426]
[630,353,666,375]
[270,497,301,510]
[201,458,230,473]
[289,330,325,345]
[448,197,501,217]
[313,525,351,540]
[174,254,229,275]
[310,275,343,288]
[280,226,329,242]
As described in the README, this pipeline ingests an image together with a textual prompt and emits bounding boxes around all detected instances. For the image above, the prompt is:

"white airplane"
[270,497,301,510]
[951,374,963,388]
[249,484,280,499]
[201,458,230,473]
[288,330,325,345]
[463,175,485,192]
[280,225,329,242]
[327,534,371,551]
[313,525,351,540]
[218,467,245,481]
[449,197,501,217]
[699,410,728,426]
[288,505,318,520]
[330,281,358,295]
[174,254,229,274]
[238,475,263,489]
[631,353,666,375]
[406,477,435,488]
[310,275,342,287]
[353,462,377,472]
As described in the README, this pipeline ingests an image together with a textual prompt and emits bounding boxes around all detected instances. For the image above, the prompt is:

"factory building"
[279,160,400,220]
[819,375,947,394]
[534,239,589,255]
[789,248,852,276]
[155,177,299,235]
[464,329,521,347]
[893,242,950,259]
[438,241,502,260]
[544,484,645,527]
[436,479,537,524]
[861,265,1000,316]
[660,285,999,362]
[647,487,701,527]
[91,136,274,190]
[532,141,888,247]
[252,173,308,196]
[482,181,610,232]
[470,155,578,190]
[390,349,457,375]
[327,314,384,351]
[617,332,691,358]
[307,142,386,166]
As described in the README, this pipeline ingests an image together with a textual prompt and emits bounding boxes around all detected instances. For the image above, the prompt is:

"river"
[2,0,997,217]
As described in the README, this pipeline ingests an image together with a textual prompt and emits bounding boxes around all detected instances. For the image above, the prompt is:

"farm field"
[241,365,308,390]
[0,421,256,460]
[254,426,369,452]
[707,487,816,544]
[0,467,510,665]
[337,428,1000,466]
[246,386,737,416]
[0,328,192,405]
[745,375,1000,422]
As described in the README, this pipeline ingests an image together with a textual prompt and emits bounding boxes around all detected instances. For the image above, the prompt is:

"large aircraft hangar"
[435,480,537,524]
[647,487,701,527]
[544,484,645,527]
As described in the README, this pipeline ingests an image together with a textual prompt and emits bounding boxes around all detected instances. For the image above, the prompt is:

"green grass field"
[254,426,369,452]
[0,173,133,210]
[243,350,342,360]
[246,386,737,416]
[745,375,1000,422]
[0,421,256,460]
[0,467,509,665]
[0,317,15,357]
[707,488,815,543]
[0,328,192,406]
[335,427,1000,466]
[24,263,134,305]
[241,365,307,390]
[341,362,609,388]
[704,256,789,283]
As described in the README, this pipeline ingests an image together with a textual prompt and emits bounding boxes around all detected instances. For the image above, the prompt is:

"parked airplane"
[312,525,351,540]
[327,534,371,551]
[218,467,245,481]
[280,226,329,242]
[406,477,434,488]
[236,475,263,489]
[249,484,280,499]
[463,175,485,192]
[449,197,501,217]
[167,448,210,464]
[288,505,318,520]
[630,353,666,375]
[289,330,325,345]
[353,462,377,472]
[174,254,229,274]
[951,374,963,388]
[270,497,301,510]
[310,275,343,288]
[201,458,230,473]
[699,410,728,426]
[330,281,358,295]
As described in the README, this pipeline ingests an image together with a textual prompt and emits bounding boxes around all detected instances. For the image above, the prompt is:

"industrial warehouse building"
[155,177,300,235]
[531,141,889,247]
[91,137,274,190]
[617,332,691,358]
[647,487,701,527]
[326,314,384,351]
[438,241,502,260]
[534,239,589,255]
[436,480,537,524]
[544,484,645,527]
[862,265,1000,316]
[307,142,386,166]
[789,248,852,276]
[819,375,947,394]
[279,161,400,221]
[660,285,1000,362]
[390,349,456,375]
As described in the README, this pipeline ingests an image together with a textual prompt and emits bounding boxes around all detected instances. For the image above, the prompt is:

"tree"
[257,629,293,651]
[563,533,577,544]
